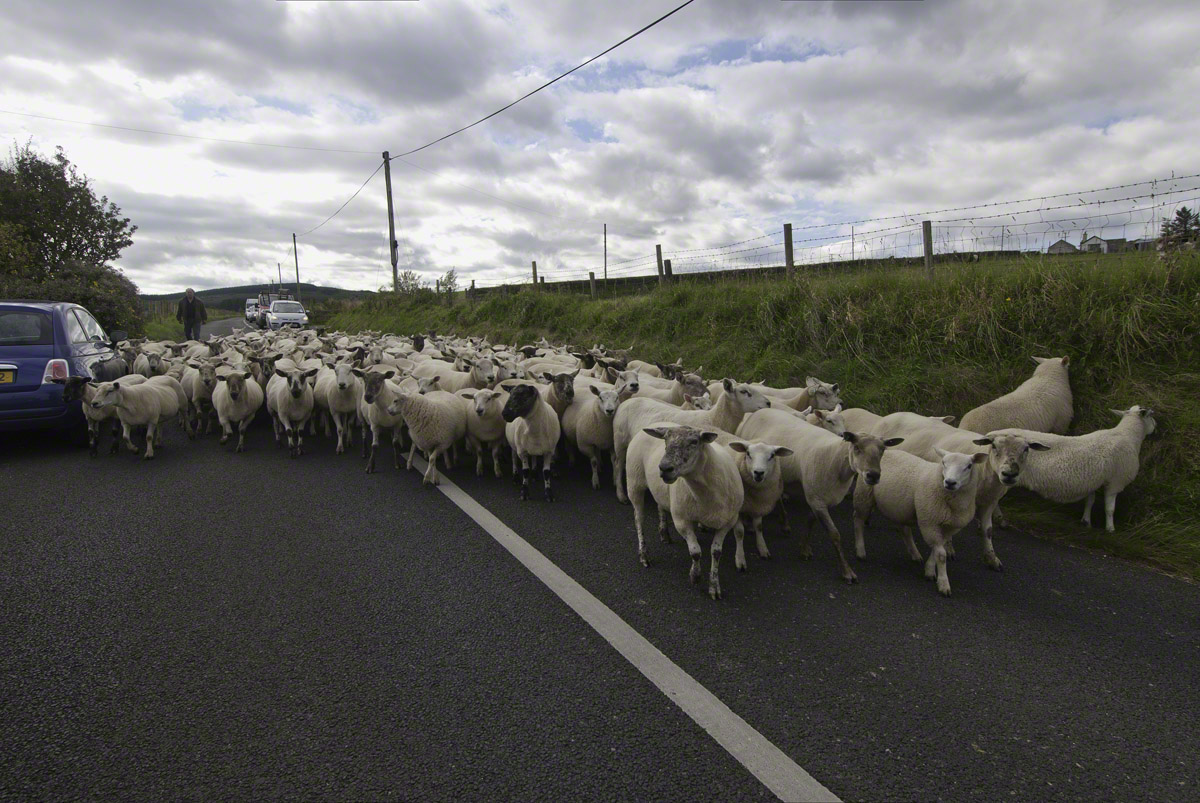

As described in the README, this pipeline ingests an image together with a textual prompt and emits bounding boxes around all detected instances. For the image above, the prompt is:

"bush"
[0,258,143,335]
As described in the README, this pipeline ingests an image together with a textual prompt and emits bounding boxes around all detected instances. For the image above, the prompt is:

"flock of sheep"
[59,329,1157,600]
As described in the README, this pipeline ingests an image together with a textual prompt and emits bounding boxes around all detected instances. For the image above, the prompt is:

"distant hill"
[141,283,375,312]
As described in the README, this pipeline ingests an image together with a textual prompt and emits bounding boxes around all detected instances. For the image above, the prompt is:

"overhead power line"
[0,108,378,155]
[388,0,698,160]
[296,159,385,238]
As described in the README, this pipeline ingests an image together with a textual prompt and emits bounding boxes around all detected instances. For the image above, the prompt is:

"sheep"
[88,375,189,459]
[612,379,773,503]
[411,356,497,392]
[539,371,578,417]
[711,376,841,412]
[736,408,903,583]
[132,351,168,378]
[313,363,362,453]
[840,407,882,432]
[987,406,1157,532]
[502,383,562,501]
[354,368,406,473]
[56,374,147,456]
[680,394,713,410]
[561,384,624,490]
[869,412,1049,569]
[701,431,794,566]
[960,356,1073,435]
[635,373,710,406]
[265,366,319,458]
[852,448,989,596]
[459,388,509,477]
[181,360,221,436]
[386,390,469,485]
[212,370,265,452]
[625,425,744,599]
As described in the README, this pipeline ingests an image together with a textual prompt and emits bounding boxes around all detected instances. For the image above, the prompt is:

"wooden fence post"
[784,223,794,275]
[655,244,665,286]
[664,259,673,280]
[922,220,934,274]
[588,271,596,300]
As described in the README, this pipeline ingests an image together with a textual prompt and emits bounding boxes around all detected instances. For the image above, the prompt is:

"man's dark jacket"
[177,296,207,324]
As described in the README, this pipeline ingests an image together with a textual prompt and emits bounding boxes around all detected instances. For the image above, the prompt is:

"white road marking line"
[414,457,840,803]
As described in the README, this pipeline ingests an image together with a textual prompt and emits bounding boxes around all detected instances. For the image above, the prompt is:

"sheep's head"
[972,433,1049,486]
[804,376,842,411]
[730,441,793,485]
[89,381,122,410]
[56,375,92,402]
[417,375,440,395]
[803,403,846,436]
[502,384,540,422]
[352,368,396,404]
[1110,404,1157,435]
[722,378,772,414]
[218,371,253,401]
[189,360,219,390]
[589,384,621,417]
[471,357,498,387]
[544,372,576,404]
[275,367,318,398]
[677,372,709,401]
[934,447,988,492]
[333,362,357,390]
[462,389,503,418]
[682,393,713,410]
[645,425,718,484]
[843,431,903,486]
[614,370,639,397]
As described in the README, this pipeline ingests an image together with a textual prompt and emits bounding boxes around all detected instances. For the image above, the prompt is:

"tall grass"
[141,308,238,341]
[330,252,1200,577]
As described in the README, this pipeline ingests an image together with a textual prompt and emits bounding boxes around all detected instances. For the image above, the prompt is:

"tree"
[396,269,426,294]
[438,268,458,294]
[1161,206,1200,244]
[0,142,142,333]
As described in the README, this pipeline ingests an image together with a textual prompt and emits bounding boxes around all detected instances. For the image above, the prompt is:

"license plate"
[0,370,14,384]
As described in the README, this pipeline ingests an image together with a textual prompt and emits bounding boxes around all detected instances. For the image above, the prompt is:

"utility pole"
[382,151,399,292]
[603,223,607,282]
[851,226,855,261]
[277,262,283,289]
[293,233,302,304]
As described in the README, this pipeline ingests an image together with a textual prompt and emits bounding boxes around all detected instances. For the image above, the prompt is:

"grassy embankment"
[329,252,1200,578]
[142,308,239,341]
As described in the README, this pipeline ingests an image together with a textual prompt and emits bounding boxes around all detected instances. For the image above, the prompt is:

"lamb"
[386,390,468,485]
[88,375,189,459]
[960,356,1073,435]
[212,370,265,452]
[354,368,407,473]
[625,425,744,599]
[56,374,147,456]
[736,408,903,583]
[988,406,1157,532]
[869,412,1049,569]
[132,351,168,378]
[265,366,319,457]
[502,384,562,501]
[313,363,362,453]
[181,360,221,436]
[562,385,623,490]
[851,448,988,596]
[459,388,508,477]
[612,379,772,503]
[701,431,794,566]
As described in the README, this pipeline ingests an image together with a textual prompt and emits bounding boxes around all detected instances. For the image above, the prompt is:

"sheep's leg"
[271,413,282,445]
[121,421,138,454]
[903,527,924,561]
[519,454,531,501]
[945,539,957,560]
[323,411,332,437]
[491,442,504,478]
[442,447,453,470]
[657,505,671,544]
[468,435,484,476]
[796,508,816,560]
[678,523,704,586]
[108,419,122,455]
[922,526,952,597]
[143,421,157,459]
[977,499,1003,571]
[295,417,307,456]
[542,453,555,502]
[284,422,297,458]
[816,505,857,584]
[236,418,250,453]
[734,519,748,573]
[852,488,872,560]
[753,515,770,559]
[614,448,629,504]
[333,412,345,454]
[86,420,99,457]
[366,424,380,473]
[360,420,370,458]
[1104,487,1118,533]
[392,430,405,469]
[204,404,214,435]
[709,526,730,600]
[424,447,442,486]
[778,494,792,537]
[1081,491,1095,527]
[219,417,232,445]
[511,447,521,485]
[630,485,650,566]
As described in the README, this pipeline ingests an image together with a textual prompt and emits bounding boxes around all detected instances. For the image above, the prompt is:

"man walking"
[177,288,207,341]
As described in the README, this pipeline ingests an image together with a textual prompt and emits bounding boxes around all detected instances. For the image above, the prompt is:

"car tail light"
[42,359,69,384]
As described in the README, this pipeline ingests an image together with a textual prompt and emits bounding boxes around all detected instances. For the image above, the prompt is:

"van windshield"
[273,302,304,313]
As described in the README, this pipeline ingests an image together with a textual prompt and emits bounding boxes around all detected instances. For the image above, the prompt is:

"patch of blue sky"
[566,118,614,143]
[330,96,380,125]
[174,99,237,122]
[251,95,311,116]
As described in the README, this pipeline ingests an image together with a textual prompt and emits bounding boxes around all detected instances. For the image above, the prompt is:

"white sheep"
[387,390,468,485]
[625,425,744,599]
[502,383,563,501]
[266,366,319,458]
[132,351,168,378]
[212,370,265,452]
[354,368,406,473]
[736,408,902,583]
[88,375,189,459]
[710,376,841,412]
[562,385,624,490]
[313,363,362,453]
[988,406,1157,532]
[181,360,221,436]
[960,356,1073,435]
[57,374,147,456]
[852,448,988,596]
[459,388,509,477]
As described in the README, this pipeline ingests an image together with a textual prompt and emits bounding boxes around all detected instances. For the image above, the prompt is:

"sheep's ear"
[382,369,397,379]
[722,377,734,392]
[728,441,749,453]
[698,431,720,443]
[187,361,201,369]
[241,371,252,380]
[683,393,695,403]
[1110,408,1127,417]
[934,446,948,458]
[972,437,994,446]
[1060,355,1070,366]
[589,384,601,396]
[430,375,440,384]
[883,437,904,447]
[1031,356,1045,364]
[831,382,840,394]
[643,427,669,440]
[461,391,476,399]
[940,415,956,424]
[833,403,843,413]
[216,375,227,382]
[773,446,795,458]
[972,452,988,464]
[1029,441,1050,451]
[111,381,120,390]
[274,368,289,378]
[303,368,319,378]
[800,405,813,415]
[806,376,819,388]
[352,367,365,378]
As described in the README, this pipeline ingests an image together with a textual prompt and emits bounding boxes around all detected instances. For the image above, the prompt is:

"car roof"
[0,300,85,311]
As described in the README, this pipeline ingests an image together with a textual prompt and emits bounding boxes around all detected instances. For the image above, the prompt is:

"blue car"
[0,301,126,433]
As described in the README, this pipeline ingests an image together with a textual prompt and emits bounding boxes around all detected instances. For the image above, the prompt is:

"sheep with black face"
[502,383,561,501]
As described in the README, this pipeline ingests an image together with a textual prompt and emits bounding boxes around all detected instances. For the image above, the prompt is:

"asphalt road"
[1,322,1197,801]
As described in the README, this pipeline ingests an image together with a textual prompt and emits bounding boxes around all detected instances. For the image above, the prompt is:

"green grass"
[141,309,238,341]
[329,252,1200,578]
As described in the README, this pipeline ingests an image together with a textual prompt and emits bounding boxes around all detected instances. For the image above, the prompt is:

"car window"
[0,310,54,345]
[75,309,107,341]
[66,310,88,343]
[273,302,304,313]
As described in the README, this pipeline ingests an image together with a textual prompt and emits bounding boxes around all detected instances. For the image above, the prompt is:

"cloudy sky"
[2,0,1197,294]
